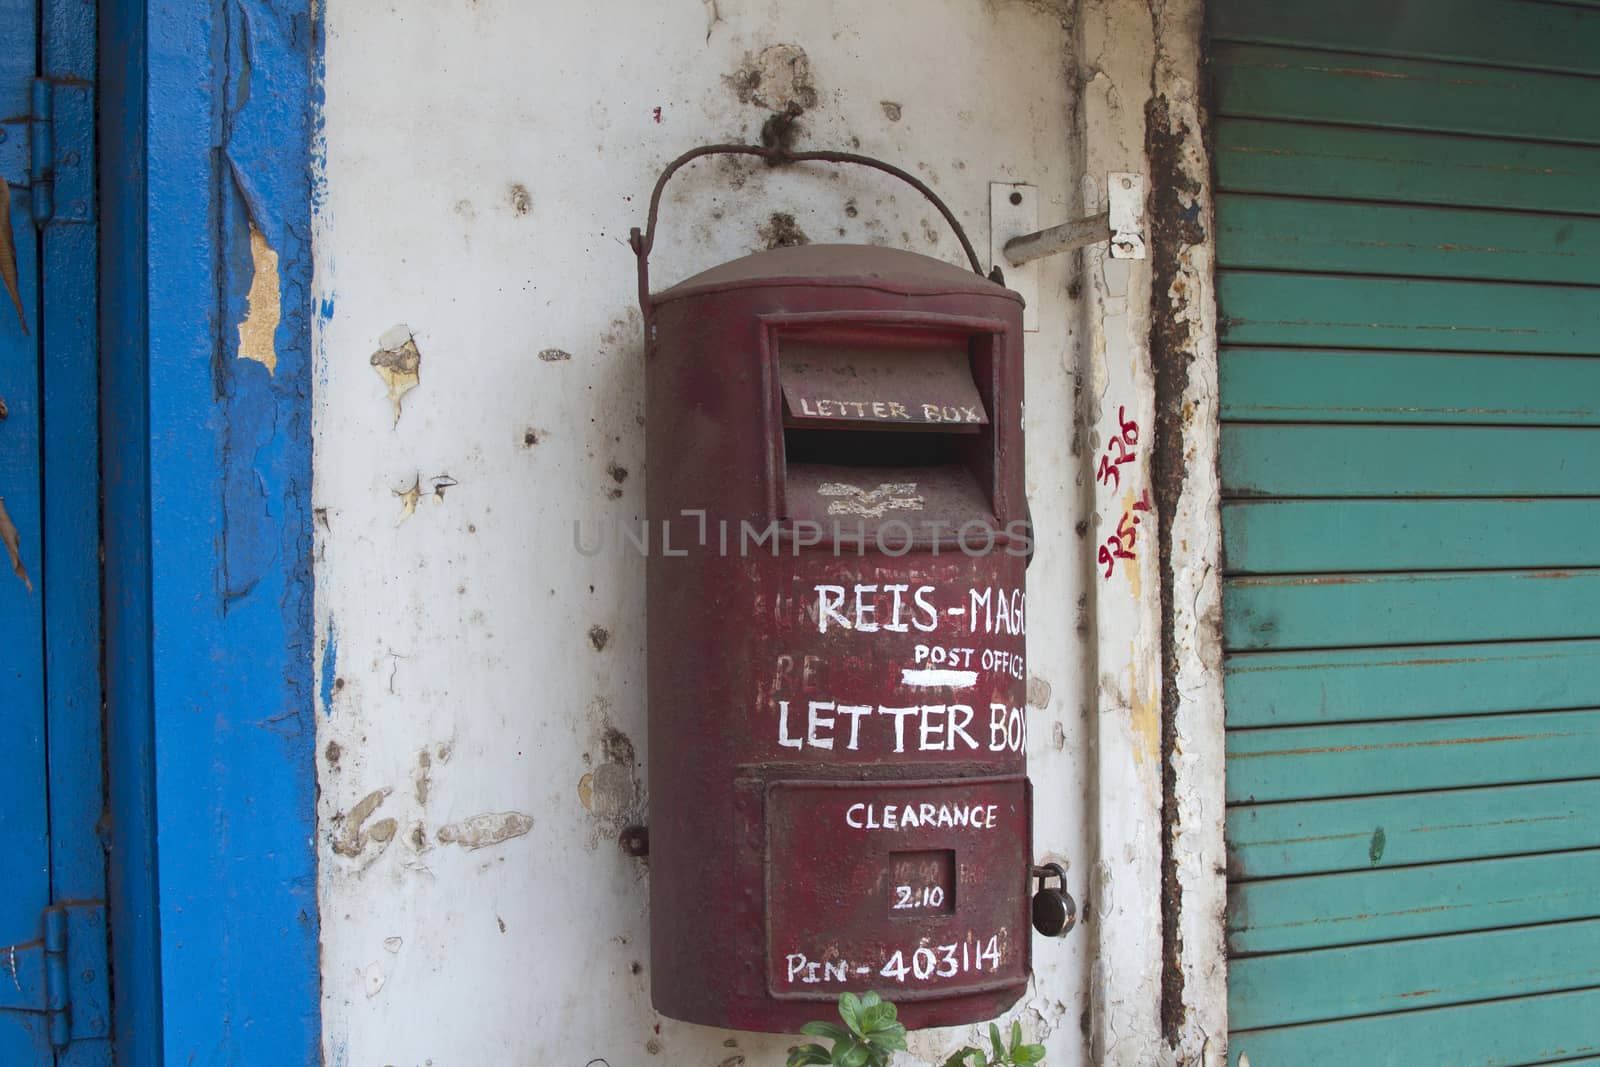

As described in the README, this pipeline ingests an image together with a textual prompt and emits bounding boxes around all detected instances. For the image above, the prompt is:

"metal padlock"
[1031,863,1077,937]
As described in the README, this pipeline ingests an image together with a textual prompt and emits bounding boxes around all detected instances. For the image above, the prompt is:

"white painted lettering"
[912,585,938,632]
[837,704,871,750]
[883,584,910,632]
[948,704,977,750]
[778,701,804,750]
[815,584,850,632]
[919,705,947,752]
[989,703,1009,752]
[807,701,836,749]
[853,584,880,632]
[880,706,919,753]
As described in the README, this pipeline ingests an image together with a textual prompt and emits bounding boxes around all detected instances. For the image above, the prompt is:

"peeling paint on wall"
[237,224,281,374]
[435,811,534,850]
[0,494,32,592]
[332,788,397,860]
[369,325,421,425]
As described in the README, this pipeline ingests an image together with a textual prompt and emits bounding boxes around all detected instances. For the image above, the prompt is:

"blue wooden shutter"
[0,0,108,1062]
[1211,1,1600,1062]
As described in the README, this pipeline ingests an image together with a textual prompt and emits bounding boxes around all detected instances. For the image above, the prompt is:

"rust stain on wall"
[237,224,280,374]
[1147,89,1211,1047]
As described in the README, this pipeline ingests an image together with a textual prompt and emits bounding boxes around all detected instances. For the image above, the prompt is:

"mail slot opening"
[775,329,1003,531]
[783,426,961,469]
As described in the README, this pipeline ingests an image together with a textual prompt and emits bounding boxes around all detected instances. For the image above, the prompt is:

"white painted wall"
[312,0,1218,1064]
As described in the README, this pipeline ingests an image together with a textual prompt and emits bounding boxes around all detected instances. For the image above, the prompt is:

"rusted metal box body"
[646,244,1029,1032]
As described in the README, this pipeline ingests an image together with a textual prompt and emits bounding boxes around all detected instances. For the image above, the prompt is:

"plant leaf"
[787,1044,833,1067]
[836,1041,870,1067]
[872,1025,908,1053]
[990,1023,1006,1060]
[802,1021,853,1043]
[839,992,865,1036]
[943,1052,981,1067]
[1015,1044,1047,1065]
[1011,1020,1023,1054]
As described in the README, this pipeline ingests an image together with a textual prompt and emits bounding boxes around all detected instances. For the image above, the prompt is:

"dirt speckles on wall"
[758,211,809,248]
[726,44,817,112]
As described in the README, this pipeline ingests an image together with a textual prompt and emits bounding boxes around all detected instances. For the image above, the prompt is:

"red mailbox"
[632,147,1034,1033]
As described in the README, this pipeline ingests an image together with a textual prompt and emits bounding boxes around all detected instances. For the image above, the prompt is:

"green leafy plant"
[941,1021,1046,1067]
[787,991,909,1067]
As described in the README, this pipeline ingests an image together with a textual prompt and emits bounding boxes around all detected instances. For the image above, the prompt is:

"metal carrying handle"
[628,144,989,338]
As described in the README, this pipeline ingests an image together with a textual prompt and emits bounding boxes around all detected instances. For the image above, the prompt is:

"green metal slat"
[1229,986,1600,1066]
[1219,271,1600,353]
[1222,425,1600,498]
[1216,194,1600,284]
[1223,500,1600,574]
[1228,779,1600,878]
[1214,42,1600,145]
[1227,709,1600,804]
[1230,918,1600,1030]
[1224,569,1600,651]
[1214,118,1600,214]
[1226,639,1600,727]
[1210,0,1600,77]
[1227,848,1600,954]
[1220,349,1600,425]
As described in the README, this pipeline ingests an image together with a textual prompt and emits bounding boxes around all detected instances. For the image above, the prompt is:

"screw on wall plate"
[1009,190,1023,206]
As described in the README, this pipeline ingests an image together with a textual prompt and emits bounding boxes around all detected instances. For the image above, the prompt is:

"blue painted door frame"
[99,0,322,1062]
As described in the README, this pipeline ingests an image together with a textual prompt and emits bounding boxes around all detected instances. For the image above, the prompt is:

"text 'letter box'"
[632,147,1033,1033]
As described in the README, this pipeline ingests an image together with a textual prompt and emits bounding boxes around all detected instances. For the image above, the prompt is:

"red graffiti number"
[1096,406,1140,489]
[1100,490,1152,580]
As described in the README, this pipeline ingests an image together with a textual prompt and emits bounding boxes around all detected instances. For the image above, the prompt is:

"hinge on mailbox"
[0,903,111,1051]
[27,76,93,228]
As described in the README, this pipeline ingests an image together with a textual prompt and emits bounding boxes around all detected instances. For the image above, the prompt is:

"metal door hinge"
[0,902,111,1051]
[27,77,93,228]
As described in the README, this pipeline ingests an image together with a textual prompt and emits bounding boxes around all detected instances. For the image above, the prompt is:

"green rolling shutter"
[1210,2,1600,1063]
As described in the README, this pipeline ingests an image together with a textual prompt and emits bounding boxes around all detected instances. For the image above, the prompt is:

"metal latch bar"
[999,172,1147,267]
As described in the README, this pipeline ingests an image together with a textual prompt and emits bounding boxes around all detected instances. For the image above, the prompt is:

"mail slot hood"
[780,343,989,429]
[652,244,1023,304]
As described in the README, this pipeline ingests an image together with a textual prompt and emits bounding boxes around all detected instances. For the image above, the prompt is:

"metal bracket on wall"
[989,174,1148,329]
